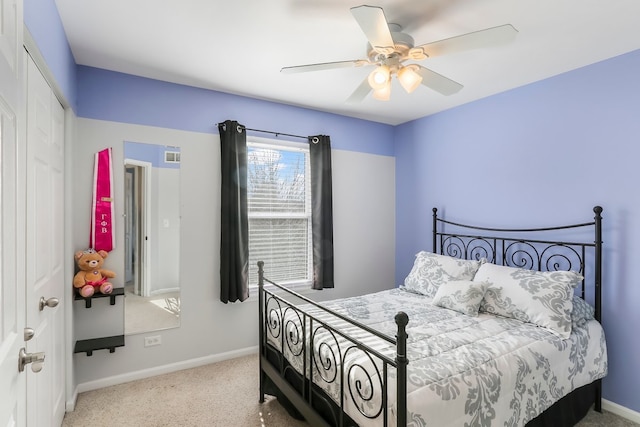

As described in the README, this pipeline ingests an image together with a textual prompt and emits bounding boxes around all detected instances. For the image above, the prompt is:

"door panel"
[0,0,24,425]
[0,94,24,427]
[0,0,18,73]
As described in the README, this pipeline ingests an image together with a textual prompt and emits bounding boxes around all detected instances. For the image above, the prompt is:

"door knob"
[24,327,35,341]
[39,296,59,311]
[18,347,45,373]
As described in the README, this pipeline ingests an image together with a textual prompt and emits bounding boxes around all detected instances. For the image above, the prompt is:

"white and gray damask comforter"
[266,288,607,427]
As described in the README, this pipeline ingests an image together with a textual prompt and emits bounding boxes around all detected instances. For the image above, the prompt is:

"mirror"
[123,141,181,335]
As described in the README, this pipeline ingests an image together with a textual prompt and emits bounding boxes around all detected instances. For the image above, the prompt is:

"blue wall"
[77,66,394,156]
[395,48,640,412]
[24,0,77,111]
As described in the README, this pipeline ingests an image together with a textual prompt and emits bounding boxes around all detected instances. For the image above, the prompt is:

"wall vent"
[165,151,180,163]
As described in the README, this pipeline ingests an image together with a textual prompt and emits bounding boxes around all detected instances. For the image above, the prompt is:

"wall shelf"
[74,335,125,356]
[74,287,124,308]
[73,287,125,356]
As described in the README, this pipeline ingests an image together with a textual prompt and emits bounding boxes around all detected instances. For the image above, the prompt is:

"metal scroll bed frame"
[257,206,603,427]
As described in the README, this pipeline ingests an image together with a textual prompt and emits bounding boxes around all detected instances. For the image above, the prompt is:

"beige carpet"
[63,354,638,427]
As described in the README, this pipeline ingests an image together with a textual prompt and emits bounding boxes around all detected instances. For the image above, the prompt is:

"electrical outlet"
[144,335,162,347]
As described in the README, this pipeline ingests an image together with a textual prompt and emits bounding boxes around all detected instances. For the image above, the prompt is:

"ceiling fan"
[281,5,518,102]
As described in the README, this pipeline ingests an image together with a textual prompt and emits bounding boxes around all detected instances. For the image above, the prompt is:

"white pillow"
[432,280,490,316]
[403,251,483,298]
[474,263,583,338]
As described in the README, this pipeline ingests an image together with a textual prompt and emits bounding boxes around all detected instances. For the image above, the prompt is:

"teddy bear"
[73,248,116,298]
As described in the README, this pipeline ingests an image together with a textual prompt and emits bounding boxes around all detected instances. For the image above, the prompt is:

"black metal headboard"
[432,206,603,322]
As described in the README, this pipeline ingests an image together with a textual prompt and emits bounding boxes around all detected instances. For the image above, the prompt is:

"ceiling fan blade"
[281,60,368,74]
[411,24,518,58]
[350,5,395,55]
[415,65,463,96]
[346,77,372,104]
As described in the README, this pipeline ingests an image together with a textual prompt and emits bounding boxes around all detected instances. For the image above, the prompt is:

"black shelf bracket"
[74,335,125,356]
[74,287,124,308]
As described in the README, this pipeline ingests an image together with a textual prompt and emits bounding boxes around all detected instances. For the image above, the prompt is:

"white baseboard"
[603,399,640,423]
[65,389,78,412]
[70,346,258,399]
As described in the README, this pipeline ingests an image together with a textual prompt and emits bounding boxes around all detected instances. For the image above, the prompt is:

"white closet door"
[25,54,66,427]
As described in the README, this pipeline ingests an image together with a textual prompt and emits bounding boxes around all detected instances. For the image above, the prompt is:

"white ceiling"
[54,0,640,125]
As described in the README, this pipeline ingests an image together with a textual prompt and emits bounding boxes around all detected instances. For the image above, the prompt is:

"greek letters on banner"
[90,148,115,252]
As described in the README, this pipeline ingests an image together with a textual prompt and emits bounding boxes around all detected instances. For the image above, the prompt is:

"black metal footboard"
[258,261,408,427]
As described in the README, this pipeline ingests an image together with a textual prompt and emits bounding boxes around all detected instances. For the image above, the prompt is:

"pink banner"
[90,148,115,252]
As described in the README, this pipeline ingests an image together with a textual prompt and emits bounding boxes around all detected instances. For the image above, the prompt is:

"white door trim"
[124,158,152,297]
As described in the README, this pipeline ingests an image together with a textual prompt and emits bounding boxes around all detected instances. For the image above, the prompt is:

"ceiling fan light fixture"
[372,82,391,101]
[398,65,423,94]
[368,65,391,90]
[281,6,517,104]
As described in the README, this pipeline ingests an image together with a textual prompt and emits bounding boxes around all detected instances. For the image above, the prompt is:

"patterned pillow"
[403,251,483,298]
[571,295,595,328]
[474,263,583,338]
[432,280,490,316]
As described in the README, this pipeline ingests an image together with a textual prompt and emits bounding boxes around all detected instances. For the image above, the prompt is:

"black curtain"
[219,120,249,303]
[309,135,335,289]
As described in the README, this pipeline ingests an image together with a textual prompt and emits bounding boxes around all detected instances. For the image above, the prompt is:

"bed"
[258,206,607,427]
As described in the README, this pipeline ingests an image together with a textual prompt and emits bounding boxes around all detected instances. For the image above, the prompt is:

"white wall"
[71,118,396,388]
[152,167,180,293]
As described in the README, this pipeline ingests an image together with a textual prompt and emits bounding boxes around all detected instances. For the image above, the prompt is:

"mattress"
[265,287,608,427]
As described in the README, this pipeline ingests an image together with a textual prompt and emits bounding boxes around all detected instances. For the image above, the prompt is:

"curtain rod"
[215,123,308,140]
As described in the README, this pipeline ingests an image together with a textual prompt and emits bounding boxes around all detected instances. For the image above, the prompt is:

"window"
[247,138,312,287]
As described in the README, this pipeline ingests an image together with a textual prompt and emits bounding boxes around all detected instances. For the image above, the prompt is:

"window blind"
[247,141,312,285]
